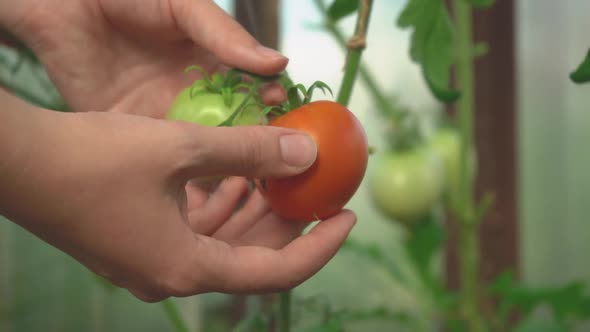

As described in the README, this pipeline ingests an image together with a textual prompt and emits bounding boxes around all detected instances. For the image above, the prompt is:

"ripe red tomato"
[256,101,368,222]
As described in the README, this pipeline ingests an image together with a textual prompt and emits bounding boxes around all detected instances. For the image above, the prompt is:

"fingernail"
[280,134,317,168]
[256,45,288,60]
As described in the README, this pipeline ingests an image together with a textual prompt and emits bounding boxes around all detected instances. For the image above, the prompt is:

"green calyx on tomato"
[166,65,268,127]
[261,80,334,117]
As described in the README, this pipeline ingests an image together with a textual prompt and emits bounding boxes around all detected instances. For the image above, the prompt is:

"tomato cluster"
[166,67,368,222]
[368,123,475,225]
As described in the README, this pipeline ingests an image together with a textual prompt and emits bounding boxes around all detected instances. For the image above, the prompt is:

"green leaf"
[513,316,568,332]
[303,318,342,332]
[489,271,590,324]
[396,0,460,103]
[405,214,445,283]
[231,314,269,332]
[466,0,495,8]
[327,0,359,21]
[93,274,117,293]
[341,238,404,282]
[287,85,304,109]
[570,48,590,84]
[305,80,334,103]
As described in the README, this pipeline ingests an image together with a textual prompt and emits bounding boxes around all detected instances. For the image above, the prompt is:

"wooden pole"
[445,0,519,306]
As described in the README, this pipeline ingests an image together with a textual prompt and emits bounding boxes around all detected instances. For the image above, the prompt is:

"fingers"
[188,177,249,235]
[212,190,271,241]
[259,83,286,106]
[189,210,356,294]
[176,125,317,179]
[238,214,308,249]
[172,0,288,75]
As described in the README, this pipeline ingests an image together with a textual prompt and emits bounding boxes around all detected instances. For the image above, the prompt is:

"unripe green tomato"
[166,88,266,126]
[368,145,444,224]
[429,128,477,208]
[166,88,267,189]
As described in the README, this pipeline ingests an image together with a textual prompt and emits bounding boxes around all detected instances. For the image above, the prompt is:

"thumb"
[178,125,318,179]
[172,0,288,75]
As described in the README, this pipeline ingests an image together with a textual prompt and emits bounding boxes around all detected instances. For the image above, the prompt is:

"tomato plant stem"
[452,0,484,331]
[0,223,13,332]
[313,0,400,119]
[335,0,374,107]
[279,291,291,332]
[161,299,190,332]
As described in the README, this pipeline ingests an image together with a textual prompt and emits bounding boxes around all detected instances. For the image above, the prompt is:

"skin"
[0,0,356,302]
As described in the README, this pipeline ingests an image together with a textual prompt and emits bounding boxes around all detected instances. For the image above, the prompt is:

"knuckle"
[236,128,268,174]
[156,257,205,298]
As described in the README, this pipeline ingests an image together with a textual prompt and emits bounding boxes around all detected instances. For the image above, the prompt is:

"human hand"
[1,0,287,116]
[0,95,356,302]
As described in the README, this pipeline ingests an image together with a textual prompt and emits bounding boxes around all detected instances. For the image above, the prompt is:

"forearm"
[0,89,51,221]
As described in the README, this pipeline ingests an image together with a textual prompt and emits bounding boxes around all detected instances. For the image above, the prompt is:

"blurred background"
[1,0,590,331]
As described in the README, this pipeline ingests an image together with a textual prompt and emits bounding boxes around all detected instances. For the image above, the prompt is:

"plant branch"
[333,0,375,107]
[279,291,291,332]
[313,0,403,120]
[452,0,484,331]
[161,299,190,332]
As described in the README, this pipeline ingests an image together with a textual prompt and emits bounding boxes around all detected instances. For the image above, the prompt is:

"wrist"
[0,89,62,221]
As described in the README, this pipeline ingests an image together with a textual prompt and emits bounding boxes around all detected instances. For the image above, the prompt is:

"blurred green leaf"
[303,318,342,332]
[446,319,467,332]
[92,274,117,293]
[327,0,358,21]
[570,48,590,84]
[339,306,410,324]
[406,215,444,276]
[397,0,460,103]
[466,0,495,8]
[341,238,404,282]
[513,316,568,332]
[232,313,269,332]
[489,271,590,325]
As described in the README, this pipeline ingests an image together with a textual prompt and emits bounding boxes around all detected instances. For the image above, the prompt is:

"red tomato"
[256,101,368,222]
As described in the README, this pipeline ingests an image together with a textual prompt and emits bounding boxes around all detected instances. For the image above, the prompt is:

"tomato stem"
[279,291,291,332]
[313,0,403,121]
[334,0,374,108]
[160,299,190,332]
[452,0,485,331]
[218,78,260,127]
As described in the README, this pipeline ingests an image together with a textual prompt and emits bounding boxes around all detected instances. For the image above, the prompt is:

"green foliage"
[489,271,590,330]
[570,48,590,84]
[397,0,460,103]
[231,313,270,332]
[326,0,359,21]
[406,215,445,280]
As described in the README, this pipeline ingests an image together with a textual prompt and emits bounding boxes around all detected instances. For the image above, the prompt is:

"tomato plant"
[167,88,265,126]
[165,66,267,126]
[257,99,368,222]
[429,126,476,210]
[368,145,443,224]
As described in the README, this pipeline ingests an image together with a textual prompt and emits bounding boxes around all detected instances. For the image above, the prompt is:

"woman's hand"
[0,92,356,302]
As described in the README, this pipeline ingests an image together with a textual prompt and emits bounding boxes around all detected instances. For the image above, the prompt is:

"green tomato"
[429,128,477,208]
[166,88,266,126]
[368,145,444,224]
